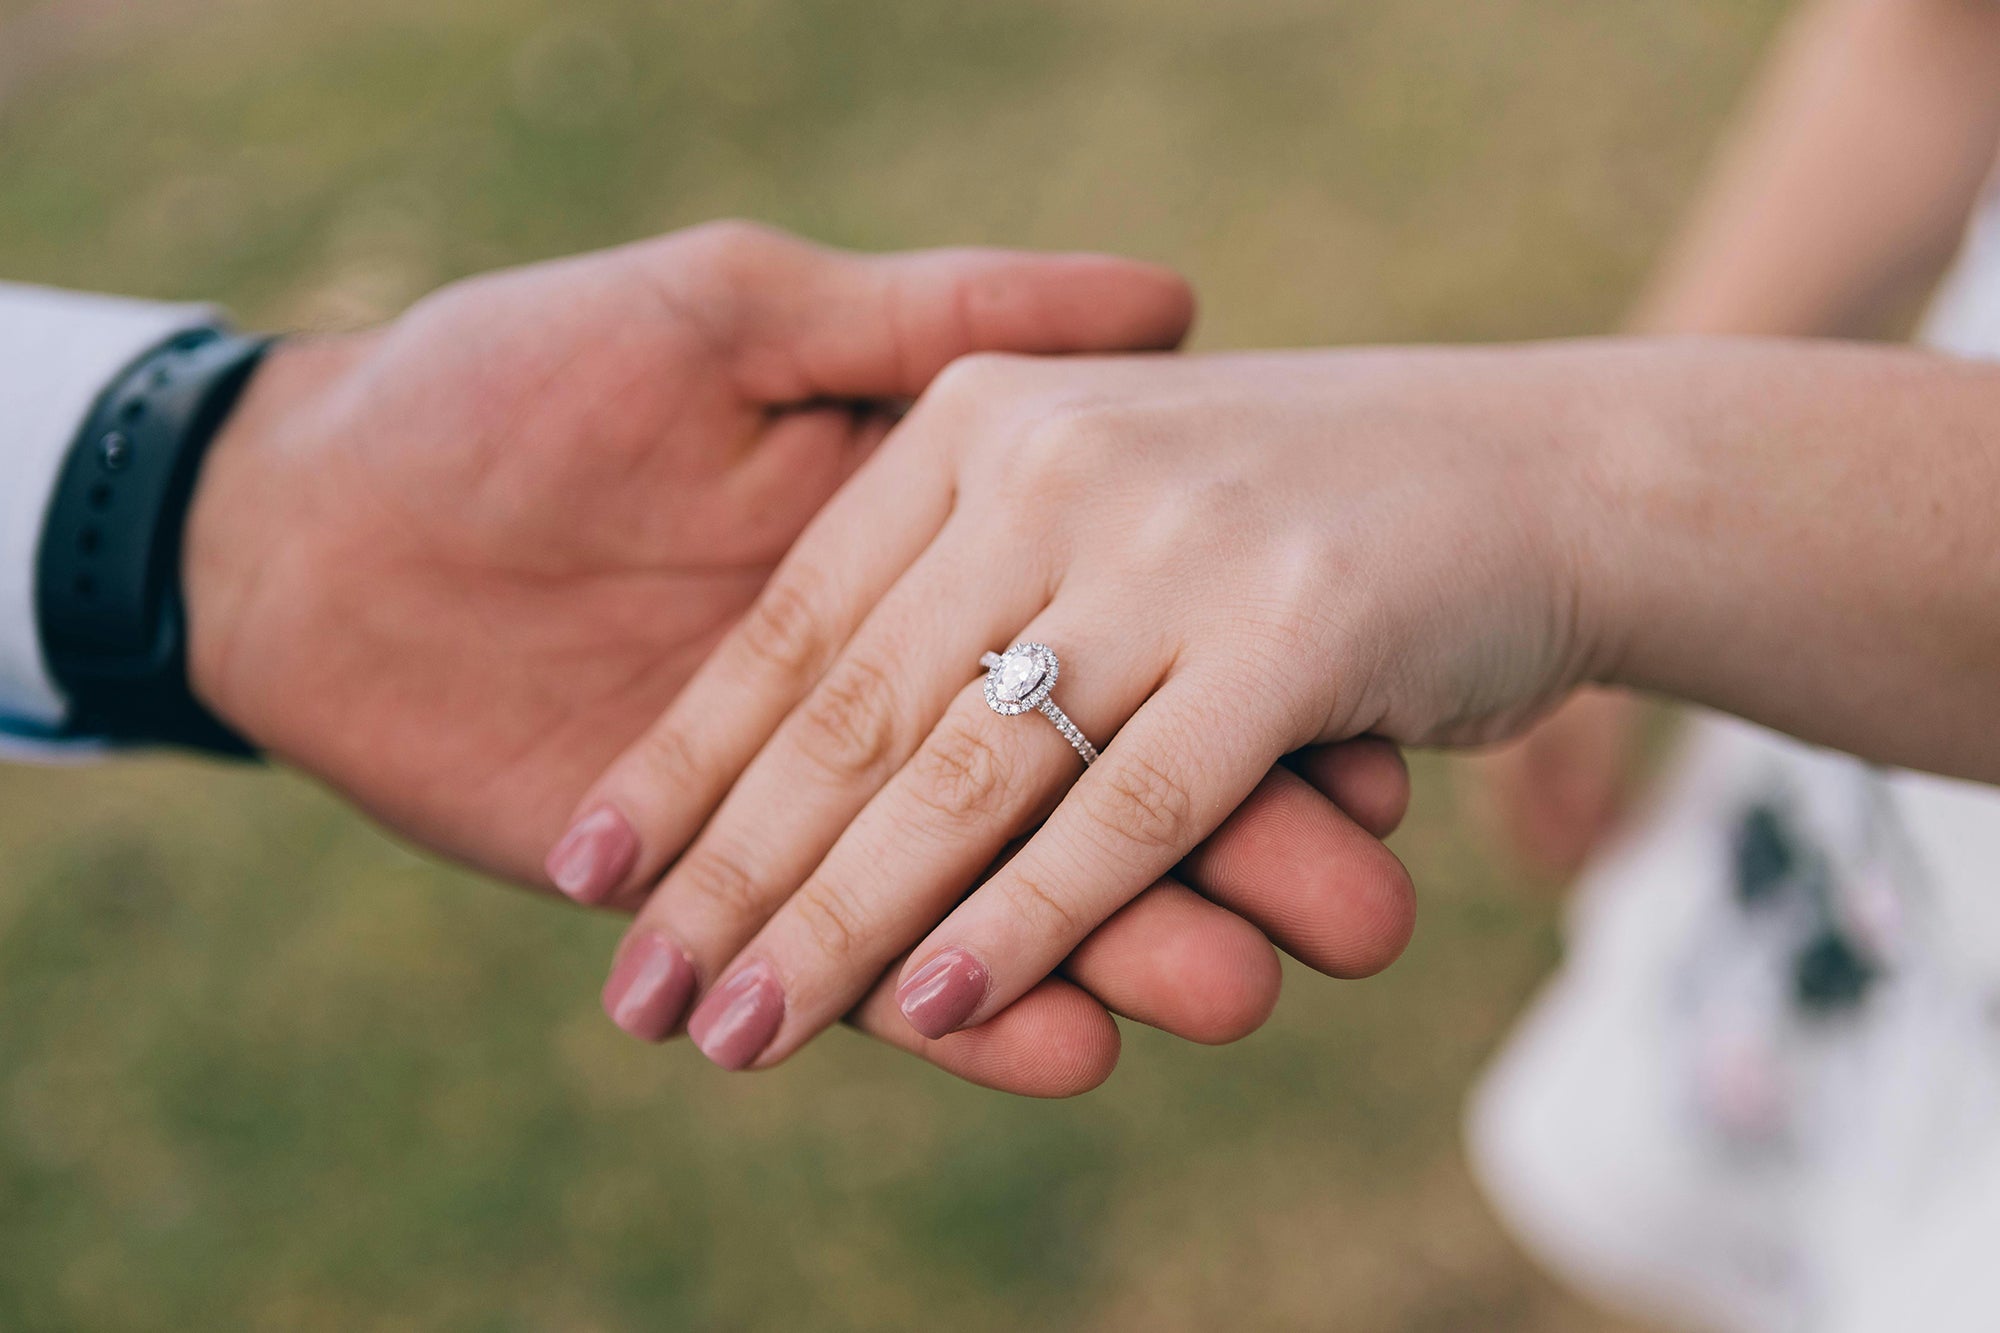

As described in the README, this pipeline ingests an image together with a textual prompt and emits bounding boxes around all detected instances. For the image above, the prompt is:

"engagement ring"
[979,642,1099,766]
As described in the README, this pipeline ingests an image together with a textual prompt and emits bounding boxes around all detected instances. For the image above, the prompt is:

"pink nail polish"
[601,932,696,1041]
[686,962,785,1071]
[546,806,638,904]
[896,948,990,1040]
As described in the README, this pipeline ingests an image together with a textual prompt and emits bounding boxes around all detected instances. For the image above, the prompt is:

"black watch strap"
[34,327,273,757]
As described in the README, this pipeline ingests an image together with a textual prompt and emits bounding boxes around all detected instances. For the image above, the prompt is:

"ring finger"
[595,514,1068,1033]
[677,607,1163,1069]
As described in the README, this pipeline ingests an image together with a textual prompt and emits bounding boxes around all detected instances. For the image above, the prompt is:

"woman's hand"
[563,344,1620,1069]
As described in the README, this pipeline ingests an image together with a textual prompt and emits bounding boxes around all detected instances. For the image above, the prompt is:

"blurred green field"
[0,2,1789,1329]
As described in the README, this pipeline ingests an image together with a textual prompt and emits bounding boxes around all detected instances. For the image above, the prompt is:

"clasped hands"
[184,221,1610,1095]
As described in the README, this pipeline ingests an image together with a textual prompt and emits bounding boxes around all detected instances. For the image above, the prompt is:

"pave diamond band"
[979,643,1099,766]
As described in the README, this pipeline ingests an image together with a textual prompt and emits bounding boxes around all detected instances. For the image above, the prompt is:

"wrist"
[181,333,366,747]
[1530,339,1684,696]
[1554,336,1796,701]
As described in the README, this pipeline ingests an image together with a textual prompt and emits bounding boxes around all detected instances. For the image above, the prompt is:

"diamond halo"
[981,642,1059,716]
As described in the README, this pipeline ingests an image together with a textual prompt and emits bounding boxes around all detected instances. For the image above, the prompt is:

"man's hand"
[183,223,1196,876]
[173,222,1414,1095]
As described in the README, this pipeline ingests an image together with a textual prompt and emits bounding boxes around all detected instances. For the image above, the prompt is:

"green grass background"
[0,1,1789,1328]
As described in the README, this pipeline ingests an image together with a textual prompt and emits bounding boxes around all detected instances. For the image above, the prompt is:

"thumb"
[650,221,1196,402]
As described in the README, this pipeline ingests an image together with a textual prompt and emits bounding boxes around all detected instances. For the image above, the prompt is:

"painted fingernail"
[896,948,990,1040]
[546,806,638,904]
[601,931,697,1041]
[686,961,785,1071]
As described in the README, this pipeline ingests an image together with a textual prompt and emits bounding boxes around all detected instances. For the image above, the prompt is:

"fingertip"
[1292,738,1411,839]
[546,804,640,905]
[1047,252,1196,350]
[1185,767,1418,979]
[897,946,992,1041]
[936,248,1194,357]
[850,958,1122,1097]
[1315,849,1416,979]
[1064,883,1281,1044]
[1152,920,1281,1045]
[925,979,1122,1098]
[1094,254,1196,347]
[601,929,698,1042]
[1270,812,1415,979]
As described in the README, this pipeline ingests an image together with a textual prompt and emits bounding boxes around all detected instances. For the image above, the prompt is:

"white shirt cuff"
[0,282,217,736]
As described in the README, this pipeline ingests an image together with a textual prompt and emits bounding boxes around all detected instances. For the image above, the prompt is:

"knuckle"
[1127,479,1244,569]
[1078,751,1199,854]
[631,221,799,342]
[630,716,705,790]
[678,218,785,267]
[924,350,1022,412]
[789,877,873,966]
[1003,407,1122,502]
[672,842,767,921]
[791,656,903,782]
[735,577,828,681]
[907,715,1016,823]
[1016,407,1091,472]
[1007,873,1090,938]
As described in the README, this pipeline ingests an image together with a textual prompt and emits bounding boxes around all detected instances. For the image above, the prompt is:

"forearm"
[1585,337,2000,780]
[1635,0,2000,338]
